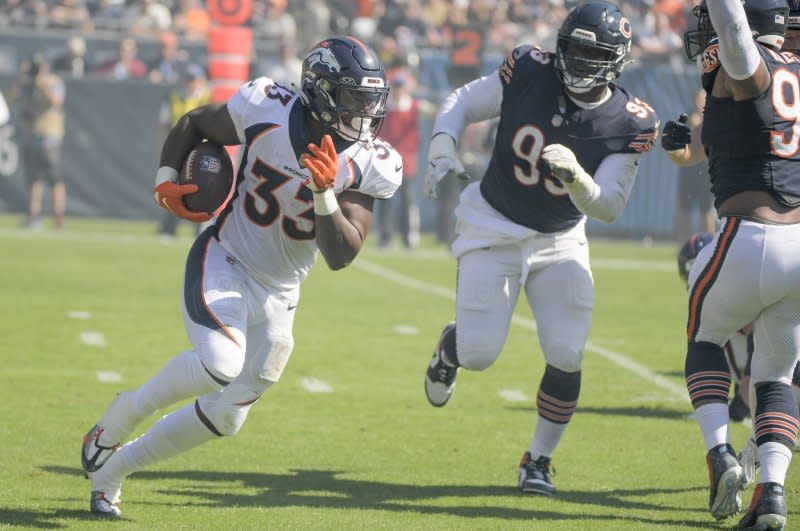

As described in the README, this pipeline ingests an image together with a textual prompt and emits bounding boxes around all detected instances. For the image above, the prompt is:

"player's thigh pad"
[243,290,296,384]
[455,245,522,370]
[183,232,248,381]
[749,222,800,383]
[688,219,785,346]
[526,242,593,373]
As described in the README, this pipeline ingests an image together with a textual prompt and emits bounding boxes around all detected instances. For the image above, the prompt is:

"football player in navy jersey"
[676,0,800,526]
[421,0,658,495]
[79,36,402,517]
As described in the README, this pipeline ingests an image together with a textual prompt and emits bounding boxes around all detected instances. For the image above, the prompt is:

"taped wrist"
[313,188,339,216]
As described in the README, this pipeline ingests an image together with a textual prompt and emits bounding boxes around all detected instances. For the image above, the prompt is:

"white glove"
[541,144,587,184]
[424,133,466,199]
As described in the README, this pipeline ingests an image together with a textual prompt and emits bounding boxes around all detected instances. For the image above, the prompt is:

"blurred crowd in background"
[0,0,709,247]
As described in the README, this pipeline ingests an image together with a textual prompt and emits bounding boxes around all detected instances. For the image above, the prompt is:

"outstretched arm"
[705,0,771,99]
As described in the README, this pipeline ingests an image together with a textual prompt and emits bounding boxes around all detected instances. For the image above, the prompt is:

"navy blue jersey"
[480,44,659,233]
[701,43,800,208]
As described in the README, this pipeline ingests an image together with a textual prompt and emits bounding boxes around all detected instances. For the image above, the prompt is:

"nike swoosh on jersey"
[394,164,403,172]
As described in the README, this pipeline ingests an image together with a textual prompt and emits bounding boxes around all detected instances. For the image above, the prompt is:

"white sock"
[97,350,222,446]
[758,441,792,485]
[92,402,217,493]
[695,403,729,451]
[529,416,567,459]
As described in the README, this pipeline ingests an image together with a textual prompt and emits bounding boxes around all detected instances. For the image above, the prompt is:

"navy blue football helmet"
[684,0,790,60]
[555,1,632,93]
[790,1,800,29]
[300,36,389,142]
[678,232,715,284]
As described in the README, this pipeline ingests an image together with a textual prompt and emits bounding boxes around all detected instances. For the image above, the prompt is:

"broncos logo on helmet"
[305,47,341,73]
[300,36,389,142]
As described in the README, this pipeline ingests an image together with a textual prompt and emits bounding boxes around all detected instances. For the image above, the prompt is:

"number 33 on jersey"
[218,77,402,291]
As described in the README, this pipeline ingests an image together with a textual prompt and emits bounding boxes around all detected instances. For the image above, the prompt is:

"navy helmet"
[555,1,633,93]
[684,0,790,60]
[300,36,389,142]
[790,0,800,29]
[678,232,715,284]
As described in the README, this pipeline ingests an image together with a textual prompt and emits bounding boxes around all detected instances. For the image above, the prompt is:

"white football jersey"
[218,77,402,292]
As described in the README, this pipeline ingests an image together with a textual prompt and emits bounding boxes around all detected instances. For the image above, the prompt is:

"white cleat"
[82,390,140,473]
[90,490,121,518]
[82,425,119,473]
[424,322,459,407]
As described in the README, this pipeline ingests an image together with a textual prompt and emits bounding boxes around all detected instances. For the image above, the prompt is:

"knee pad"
[540,339,584,373]
[257,336,294,384]
[195,334,246,383]
[455,325,504,371]
[197,381,272,437]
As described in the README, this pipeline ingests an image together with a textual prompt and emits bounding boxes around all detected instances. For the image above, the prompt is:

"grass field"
[0,214,797,530]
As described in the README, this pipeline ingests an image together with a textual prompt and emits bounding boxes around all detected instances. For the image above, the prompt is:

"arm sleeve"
[431,73,503,143]
[563,153,641,224]
[705,0,762,80]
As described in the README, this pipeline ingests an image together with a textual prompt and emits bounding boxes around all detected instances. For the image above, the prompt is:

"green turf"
[0,215,797,530]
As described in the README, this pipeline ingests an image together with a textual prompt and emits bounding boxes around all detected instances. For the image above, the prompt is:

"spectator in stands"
[124,0,172,36]
[49,0,93,31]
[148,31,189,84]
[265,41,302,87]
[94,37,147,79]
[52,36,87,78]
[156,64,210,238]
[253,0,297,45]
[172,0,210,41]
[377,70,421,250]
[9,54,67,230]
[88,0,126,31]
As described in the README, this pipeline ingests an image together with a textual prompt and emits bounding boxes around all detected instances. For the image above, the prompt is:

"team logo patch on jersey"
[199,155,222,174]
[702,44,721,73]
[306,47,341,73]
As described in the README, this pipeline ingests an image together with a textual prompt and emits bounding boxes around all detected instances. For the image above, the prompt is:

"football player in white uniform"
[80,36,401,517]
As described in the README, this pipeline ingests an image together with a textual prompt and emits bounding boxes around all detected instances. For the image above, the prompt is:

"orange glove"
[300,134,338,192]
[153,181,213,223]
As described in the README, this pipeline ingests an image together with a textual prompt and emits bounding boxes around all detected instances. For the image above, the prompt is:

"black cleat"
[424,322,459,407]
[707,443,745,520]
[738,482,786,530]
[518,451,556,495]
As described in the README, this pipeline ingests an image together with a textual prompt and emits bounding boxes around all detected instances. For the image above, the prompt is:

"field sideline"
[0,215,796,530]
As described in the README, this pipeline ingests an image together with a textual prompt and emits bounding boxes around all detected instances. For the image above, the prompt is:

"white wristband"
[155,166,179,187]
[313,188,339,216]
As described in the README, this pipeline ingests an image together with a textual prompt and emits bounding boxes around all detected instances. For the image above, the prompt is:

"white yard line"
[80,331,107,347]
[394,325,420,335]
[355,258,689,402]
[301,377,334,393]
[498,389,532,402]
[96,371,122,383]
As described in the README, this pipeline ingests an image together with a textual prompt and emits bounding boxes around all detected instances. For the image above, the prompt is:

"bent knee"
[456,331,504,371]
[542,343,584,373]
[196,341,246,382]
